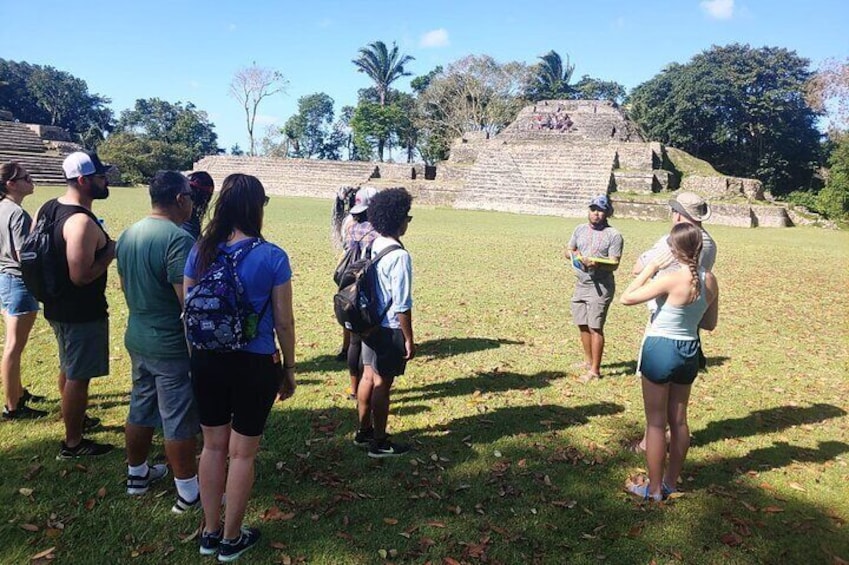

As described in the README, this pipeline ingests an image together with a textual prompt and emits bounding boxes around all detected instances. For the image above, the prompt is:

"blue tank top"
[646,269,707,340]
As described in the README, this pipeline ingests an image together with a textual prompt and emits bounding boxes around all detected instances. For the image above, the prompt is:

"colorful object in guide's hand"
[571,252,586,272]
[585,256,618,265]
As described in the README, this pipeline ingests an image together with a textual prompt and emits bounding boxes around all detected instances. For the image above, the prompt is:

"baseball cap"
[669,192,711,222]
[589,194,613,215]
[62,150,112,180]
[350,186,378,214]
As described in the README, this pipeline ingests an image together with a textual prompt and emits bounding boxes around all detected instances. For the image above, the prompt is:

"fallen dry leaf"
[762,506,784,514]
[19,487,34,497]
[270,541,287,550]
[97,486,107,498]
[788,482,806,492]
[262,506,296,521]
[383,518,399,525]
[20,523,39,532]
[84,499,96,511]
[31,547,56,561]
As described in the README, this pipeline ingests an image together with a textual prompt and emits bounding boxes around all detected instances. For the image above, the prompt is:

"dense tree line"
[2,47,845,217]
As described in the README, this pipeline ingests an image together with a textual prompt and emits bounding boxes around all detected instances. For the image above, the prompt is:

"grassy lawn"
[1,186,847,564]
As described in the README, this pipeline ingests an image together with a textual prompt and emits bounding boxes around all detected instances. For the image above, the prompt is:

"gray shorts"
[49,318,109,380]
[571,279,614,330]
[127,352,199,441]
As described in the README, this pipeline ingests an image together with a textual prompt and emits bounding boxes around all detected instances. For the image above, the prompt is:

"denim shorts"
[127,352,199,441]
[0,273,39,316]
[49,318,109,380]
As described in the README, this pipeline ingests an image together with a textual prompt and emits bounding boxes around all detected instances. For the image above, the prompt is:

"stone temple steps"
[454,142,616,215]
[0,122,66,184]
[194,156,377,197]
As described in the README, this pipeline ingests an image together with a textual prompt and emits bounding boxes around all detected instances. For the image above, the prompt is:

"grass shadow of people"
[394,370,568,404]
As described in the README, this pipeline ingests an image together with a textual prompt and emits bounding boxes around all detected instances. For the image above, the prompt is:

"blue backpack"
[184,238,269,351]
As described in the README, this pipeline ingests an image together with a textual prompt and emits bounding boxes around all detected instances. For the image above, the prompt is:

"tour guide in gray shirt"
[566,195,624,383]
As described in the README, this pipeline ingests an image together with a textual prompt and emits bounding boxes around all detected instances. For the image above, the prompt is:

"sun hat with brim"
[350,186,378,214]
[669,192,711,222]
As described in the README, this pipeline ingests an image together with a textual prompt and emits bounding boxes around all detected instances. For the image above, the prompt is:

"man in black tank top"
[43,151,116,459]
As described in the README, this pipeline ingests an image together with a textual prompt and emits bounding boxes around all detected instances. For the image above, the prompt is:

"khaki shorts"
[571,279,614,330]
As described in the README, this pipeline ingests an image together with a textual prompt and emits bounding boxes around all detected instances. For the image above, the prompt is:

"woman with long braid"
[620,222,719,501]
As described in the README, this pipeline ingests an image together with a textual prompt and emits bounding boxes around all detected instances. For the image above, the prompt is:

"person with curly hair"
[620,222,719,501]
[353,187,415,458]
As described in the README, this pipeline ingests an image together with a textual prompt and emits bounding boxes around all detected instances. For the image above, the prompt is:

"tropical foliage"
[352,41,414,106]
[627,44,821,196]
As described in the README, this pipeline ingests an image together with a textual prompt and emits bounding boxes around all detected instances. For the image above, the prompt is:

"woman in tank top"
[620,222,720,501]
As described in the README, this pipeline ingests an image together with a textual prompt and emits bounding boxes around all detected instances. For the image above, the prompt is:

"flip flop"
[577,371,601,384]
[625,440,646,454]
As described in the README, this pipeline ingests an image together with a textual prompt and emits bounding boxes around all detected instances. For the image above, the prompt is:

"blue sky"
[2,0,847,151]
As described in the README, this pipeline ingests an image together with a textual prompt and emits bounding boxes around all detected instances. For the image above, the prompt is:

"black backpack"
[20,203,61,303]
[333,240,362,288]
[333,244,402,335]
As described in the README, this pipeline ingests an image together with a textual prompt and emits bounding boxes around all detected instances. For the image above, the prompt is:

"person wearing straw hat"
[627,191,717,454]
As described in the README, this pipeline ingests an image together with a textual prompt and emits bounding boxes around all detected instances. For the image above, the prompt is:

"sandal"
[625,475,663,502]
[625,440,646,454]
[577,371,601,384]
[661,481,678,499]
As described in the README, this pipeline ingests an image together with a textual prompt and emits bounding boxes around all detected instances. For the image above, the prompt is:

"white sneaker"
[171,493,201,514]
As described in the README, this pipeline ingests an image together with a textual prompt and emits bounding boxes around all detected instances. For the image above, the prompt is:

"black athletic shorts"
[362,327,407,379]
[191,350,282,437]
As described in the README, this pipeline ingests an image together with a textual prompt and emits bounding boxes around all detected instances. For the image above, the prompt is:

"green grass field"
[1,186,847,564]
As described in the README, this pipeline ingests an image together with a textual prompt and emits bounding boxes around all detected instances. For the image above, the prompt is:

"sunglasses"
[406,215,413,222]
[264,196,270,207]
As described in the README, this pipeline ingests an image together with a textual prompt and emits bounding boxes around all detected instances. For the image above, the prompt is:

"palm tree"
[529,50,576,101]
[352,41,415,106]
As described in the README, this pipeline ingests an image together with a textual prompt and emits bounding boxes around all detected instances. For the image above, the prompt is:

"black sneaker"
[367,436,410,458]
[217,527,260,562]
[199,528,222,556]
[353,428,374,448]
[57,438,114,460]
[83,414,101,431]
[126,463,168,495]
[2,403,48,420]
[334,347,347,362]
[21,388,47,403]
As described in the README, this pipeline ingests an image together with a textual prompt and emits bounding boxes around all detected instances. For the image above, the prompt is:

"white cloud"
[700,0,734,20]
[419,28,450,48]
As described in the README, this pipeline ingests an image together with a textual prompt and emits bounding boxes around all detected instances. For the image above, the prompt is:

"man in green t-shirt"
[116,171,200,514]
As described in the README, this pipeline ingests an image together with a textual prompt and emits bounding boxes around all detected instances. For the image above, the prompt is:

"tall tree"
[525,50,575,101]
[572,75,627,104]
[352,41,414,106]
[99,98,219,183]
[282,92,341,159]
[230,64,288,156]
[417,55,529,139]
[0,59,113,141]
[628,44,821,195]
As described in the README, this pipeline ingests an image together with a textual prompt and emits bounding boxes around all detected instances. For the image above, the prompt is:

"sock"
[128,462,149,478]
[175,475,199,502]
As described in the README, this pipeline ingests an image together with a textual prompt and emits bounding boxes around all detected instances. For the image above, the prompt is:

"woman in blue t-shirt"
[183,173,296,560]
[620,222,719,502]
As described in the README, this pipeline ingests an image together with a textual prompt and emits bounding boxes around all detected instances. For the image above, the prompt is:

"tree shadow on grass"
[601,355,730,377]
[394,370,568,404]
[416,337,525,359]
[692,403,846,447]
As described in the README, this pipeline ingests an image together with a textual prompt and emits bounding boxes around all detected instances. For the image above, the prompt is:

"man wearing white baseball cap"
[39,150,115,458]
